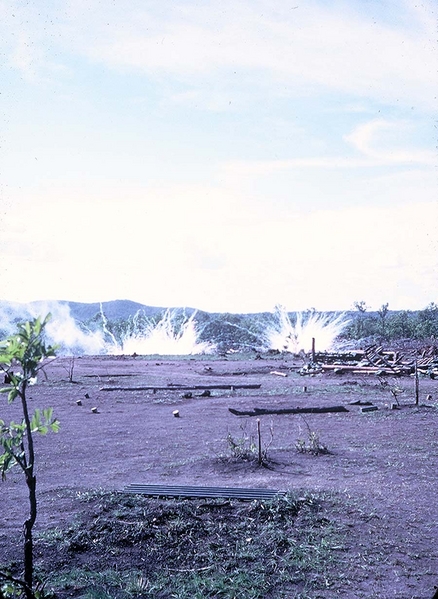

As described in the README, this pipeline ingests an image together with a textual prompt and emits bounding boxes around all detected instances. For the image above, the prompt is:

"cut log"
[321,364,410,375]
[229,405,348,417]
[83,373,140,377]
[349,400,373,406]
[270,371,287,377]
[101,384,261,392]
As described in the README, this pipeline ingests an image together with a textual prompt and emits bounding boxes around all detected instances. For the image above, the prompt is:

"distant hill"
[64,300,169,321]
[0,299,197,323]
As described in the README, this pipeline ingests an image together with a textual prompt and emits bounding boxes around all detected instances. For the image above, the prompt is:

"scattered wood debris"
[300,344,438,377]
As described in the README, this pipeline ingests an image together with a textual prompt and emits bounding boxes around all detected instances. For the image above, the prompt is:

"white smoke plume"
[0,301,348,357]
[117,309,215,355]
[0,302,215,356]
[265,305,350,353]
[0,301,107,355]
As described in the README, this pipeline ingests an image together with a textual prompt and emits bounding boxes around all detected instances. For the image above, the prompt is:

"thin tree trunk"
[257,419,262,465]
[24,473,36,598]
[21,380,36,598]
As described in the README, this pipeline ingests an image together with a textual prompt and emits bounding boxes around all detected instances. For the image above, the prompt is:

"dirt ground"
[1,353,438,598]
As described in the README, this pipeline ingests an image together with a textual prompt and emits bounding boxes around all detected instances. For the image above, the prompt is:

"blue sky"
[1,0,437,313]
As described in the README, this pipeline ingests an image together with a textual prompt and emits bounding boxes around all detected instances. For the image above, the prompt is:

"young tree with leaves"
[0,315,59,599]
[377,302,390,340]
[353,300,368,339]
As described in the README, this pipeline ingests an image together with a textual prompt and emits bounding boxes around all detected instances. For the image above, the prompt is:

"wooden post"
[311,337,316,362]
[415,360,419,406]
[257,419,262,465]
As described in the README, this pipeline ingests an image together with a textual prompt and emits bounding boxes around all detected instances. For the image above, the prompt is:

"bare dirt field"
[1,353,438,598]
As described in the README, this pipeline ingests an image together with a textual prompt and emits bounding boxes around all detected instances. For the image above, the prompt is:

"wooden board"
[229,405,349,416]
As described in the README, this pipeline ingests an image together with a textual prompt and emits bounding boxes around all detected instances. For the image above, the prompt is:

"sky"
[1,0,437,314]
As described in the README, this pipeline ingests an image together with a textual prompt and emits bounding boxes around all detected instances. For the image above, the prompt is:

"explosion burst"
[265,305,349,353]
[117,309,215,355]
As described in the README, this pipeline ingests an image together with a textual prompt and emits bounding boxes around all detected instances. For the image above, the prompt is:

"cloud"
[222,117,436,178]
[9,32,36,79]
[3,1,436,107]
[223,156,378,175]
[54,0,438,111]
[0,2,68,82]
[344,119,436,165]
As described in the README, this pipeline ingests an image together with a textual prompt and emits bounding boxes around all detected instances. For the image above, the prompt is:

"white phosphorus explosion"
[0,301,107,355]
[0,302,214,355]
[265,305,350,353]
[0,302,349,355]
[116,310,215,356]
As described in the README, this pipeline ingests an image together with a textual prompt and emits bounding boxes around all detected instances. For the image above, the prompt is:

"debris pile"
[300,344,438,377]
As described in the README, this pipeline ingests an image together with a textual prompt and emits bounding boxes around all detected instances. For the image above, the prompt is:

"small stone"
[173,410,180,418]
[91,407,98,414]
[76,400,82,406]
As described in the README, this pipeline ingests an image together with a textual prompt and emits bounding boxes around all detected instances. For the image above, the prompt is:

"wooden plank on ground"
[321,364,409,374]
[229,405,348,416]
[101,384,262,392]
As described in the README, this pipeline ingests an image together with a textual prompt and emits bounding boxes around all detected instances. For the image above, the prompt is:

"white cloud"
[54,0,438,111]
[344,119,436,165]
[222,118,436,178]
[0,2,66,82]
[1,0,435,113]
[9,32,36,79]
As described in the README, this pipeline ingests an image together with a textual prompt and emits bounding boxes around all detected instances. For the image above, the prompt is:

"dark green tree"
[415,303,438,339]
[377,303,390,340]
[388,310,414,339]
[353,301,369,339]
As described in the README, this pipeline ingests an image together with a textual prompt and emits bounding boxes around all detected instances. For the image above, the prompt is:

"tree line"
[342,302,438,342]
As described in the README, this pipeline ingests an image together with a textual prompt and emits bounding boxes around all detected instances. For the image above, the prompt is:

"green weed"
[36,491,343,599]
[295,417,329,456]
